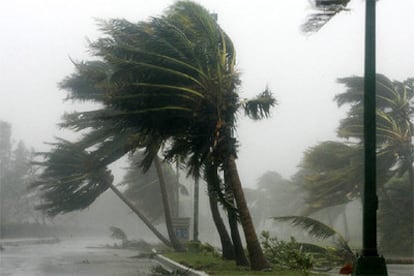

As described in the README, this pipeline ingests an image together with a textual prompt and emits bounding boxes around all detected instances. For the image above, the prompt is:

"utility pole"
[352,0,388,274]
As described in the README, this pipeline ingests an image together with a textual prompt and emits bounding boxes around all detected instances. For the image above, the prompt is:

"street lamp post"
[352,0,388,274]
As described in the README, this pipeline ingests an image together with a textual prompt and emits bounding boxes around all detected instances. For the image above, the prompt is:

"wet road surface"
[0,238,158,276]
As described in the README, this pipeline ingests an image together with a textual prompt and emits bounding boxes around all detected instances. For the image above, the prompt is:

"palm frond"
[271,215,338,240]
[30,140,113,216]
[302,0,351,33]
[242,87,277,120]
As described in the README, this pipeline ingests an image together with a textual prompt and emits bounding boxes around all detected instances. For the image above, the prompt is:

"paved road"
[0,238,158,276]
[1,238,413,275]
[325,264,414,276]
[387,264,414,276]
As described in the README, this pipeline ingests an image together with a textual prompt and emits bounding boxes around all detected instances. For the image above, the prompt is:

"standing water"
[0,237,157,276]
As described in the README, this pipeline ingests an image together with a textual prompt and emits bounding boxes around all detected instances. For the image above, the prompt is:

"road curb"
[152,249,209,276]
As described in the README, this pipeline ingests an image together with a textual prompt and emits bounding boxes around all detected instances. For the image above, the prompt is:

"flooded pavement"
[1,238,413,275]
[0,238,158,276]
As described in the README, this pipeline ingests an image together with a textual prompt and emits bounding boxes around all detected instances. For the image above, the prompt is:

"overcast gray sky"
[1,0,413,187]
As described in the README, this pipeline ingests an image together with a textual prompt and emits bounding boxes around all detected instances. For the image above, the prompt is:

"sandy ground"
[0,237,159,276]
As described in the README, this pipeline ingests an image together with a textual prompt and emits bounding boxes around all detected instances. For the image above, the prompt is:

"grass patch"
[164,251,325,275]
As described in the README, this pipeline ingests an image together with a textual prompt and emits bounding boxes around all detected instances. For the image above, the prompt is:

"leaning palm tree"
[336,74,414,188]
[31,139,172,247]
[37,1,275,269]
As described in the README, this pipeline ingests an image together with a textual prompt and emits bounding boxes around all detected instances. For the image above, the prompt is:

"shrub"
[260,231,313,275]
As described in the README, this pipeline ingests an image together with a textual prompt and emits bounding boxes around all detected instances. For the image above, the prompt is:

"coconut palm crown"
[33,1,275,270]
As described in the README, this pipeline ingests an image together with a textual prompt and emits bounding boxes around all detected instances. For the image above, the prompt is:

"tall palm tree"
[39,1,275,269]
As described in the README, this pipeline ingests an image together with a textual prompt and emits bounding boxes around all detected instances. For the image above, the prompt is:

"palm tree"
[299,141,363,215]
[298,75,413,214]
[335,74,414,259]
[39,1,275,269]
[336,75,414,185]
[96,2,274,269]
[31,139,172,247]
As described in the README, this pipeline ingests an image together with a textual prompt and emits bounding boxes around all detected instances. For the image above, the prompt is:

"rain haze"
[0,0,413,275]
[1,0,413,184]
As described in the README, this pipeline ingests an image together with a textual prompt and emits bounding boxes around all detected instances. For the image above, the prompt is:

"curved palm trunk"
[109,183,172,247]
[154,156,185,252]
[224,170,249,266]
[206,164,236,260]
[208,188,236,260]
[224,155,270,270]
[227,206,249,266]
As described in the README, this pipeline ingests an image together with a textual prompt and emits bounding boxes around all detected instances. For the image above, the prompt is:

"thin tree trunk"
[342,211,350,241]
[406,143,414,189]
[193,176,200,242]
[154,156,185,252]
[224,169,249,266]
[224,155,270,270]
[208,188,236,260]
[227,206,249,266]
[109,183,172,247]
[206,164,235,260]
[174,161,180,218]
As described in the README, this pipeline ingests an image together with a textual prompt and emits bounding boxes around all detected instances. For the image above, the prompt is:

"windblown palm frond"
[302,0,351,33]
[272,215,337,239]
[30,139,113,216]
[36,1,274,266]
[242,87,277,120]
[271,215,354,258]
[299,141,363,213]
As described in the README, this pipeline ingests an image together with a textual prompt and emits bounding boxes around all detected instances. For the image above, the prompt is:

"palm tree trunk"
[342,211,350,241]
[224,170,249,266]
[154,156,185,252]
[174,161,180,218]
[224,155,270,270]
[108,183,172,247]
[208,188,236,260]
[193,176,200,242]
[406,142,414,190]
[227,206,250,266]
[206,164,236,260]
